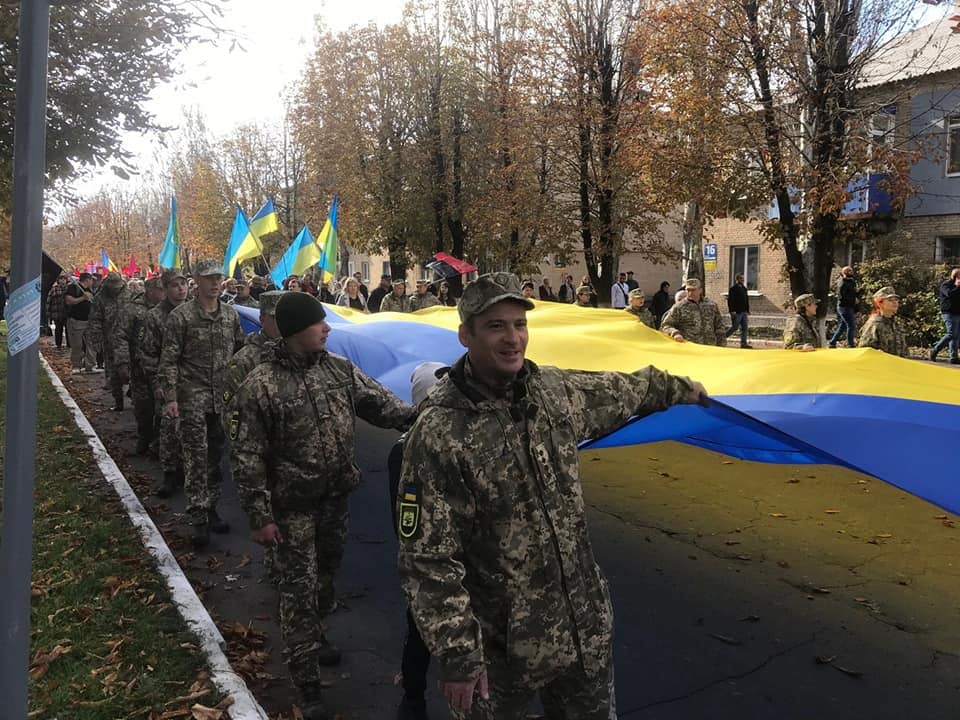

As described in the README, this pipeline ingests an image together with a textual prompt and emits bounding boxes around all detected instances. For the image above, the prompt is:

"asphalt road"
[48,344,960,719]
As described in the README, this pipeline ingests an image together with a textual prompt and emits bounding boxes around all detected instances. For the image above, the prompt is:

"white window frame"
[361,261,370,283]
[947,116,960,176]
[730,245,759,291]
[936,236,960,263]
[842,241,868,266]
[382,260,391,277]
[870,106,896,151]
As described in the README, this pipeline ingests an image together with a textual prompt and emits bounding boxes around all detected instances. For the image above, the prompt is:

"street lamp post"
[0,0,52,717]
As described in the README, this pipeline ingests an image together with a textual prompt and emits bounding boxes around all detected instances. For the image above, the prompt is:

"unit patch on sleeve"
[398,485,420,539]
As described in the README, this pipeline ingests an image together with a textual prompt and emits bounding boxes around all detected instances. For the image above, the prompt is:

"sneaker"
[89,367,104,373]
[930,349,938,362]
[156,471,178,499]
[951,357,959,365]
[71,368,82,375]
[828,343,837,349]
[397,697,429,720]
[208,509,230,534]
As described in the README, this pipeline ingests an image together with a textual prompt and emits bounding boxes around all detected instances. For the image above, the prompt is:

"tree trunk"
[681,200,703,285]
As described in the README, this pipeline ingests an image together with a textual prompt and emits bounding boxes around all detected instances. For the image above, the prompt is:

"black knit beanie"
[276,291,327,338]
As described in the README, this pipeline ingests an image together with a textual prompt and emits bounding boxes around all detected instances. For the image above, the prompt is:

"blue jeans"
[725,312,749,346]
[830,306,857,347]
[932,312,960,359]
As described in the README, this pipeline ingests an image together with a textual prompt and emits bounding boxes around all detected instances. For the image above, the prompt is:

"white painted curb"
[40,355,269,720]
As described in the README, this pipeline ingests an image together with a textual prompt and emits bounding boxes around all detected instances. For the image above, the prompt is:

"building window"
[842,241,868,266]
[361,261,370,282]
[382,260,390,277]
[947,116,960,176]
[347,260,355,276]
[936,236,960,264]
[870,106,896,150]
[730,246,759,291]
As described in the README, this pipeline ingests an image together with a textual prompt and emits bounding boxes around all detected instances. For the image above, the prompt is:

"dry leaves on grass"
[29,641,73,679]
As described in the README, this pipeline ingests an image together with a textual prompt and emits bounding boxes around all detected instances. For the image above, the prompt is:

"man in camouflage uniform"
[230,292,416,720]
[380,279,411,313]
[113,277,165,453]
[85,272,131,410]
[221,290,284,416]
[625,288,655,328]
[575,285,593,307]
[660,278,726,346]
[397,272,707,719]
[141,269,190,497]
[158,259,245,548]
[859,286,910,357]
[409,279,440,312]
[232,279,260,308]
[783,294,822,351]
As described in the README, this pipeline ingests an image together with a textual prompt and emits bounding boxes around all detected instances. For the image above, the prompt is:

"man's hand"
[164,401,179,418]
[687,381,709,407]
[114,364,130,385]
[440,669,489,713]
[252,523,283,546]
[800,343,815,353]
[670,333,685,343]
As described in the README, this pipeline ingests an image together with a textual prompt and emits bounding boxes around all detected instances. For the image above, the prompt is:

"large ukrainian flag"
[234,301,960,515]
[317,195,339,284]
[269,225,319,287]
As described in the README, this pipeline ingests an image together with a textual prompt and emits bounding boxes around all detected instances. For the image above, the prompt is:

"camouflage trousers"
[274,499,350,692]
[451,657,616,720]
[179,405,225,525]
[157,411,182,473]
[103,349,124,404]
[130,373,154,447]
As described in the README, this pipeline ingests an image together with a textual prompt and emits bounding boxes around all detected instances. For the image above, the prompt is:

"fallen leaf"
[190,705,223,720]
[708,632,742,646]
[823,509,840,514]
[770,513,787,518]
[933,515,949,520]
[721,461,734,465]
[739,615,761,623]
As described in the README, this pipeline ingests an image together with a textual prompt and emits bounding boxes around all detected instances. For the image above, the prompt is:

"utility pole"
[0,1,51,717]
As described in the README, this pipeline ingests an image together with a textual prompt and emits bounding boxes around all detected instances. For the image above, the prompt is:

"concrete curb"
[40,355,269,720]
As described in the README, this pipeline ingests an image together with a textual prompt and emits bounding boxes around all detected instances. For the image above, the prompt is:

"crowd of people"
[36,257,958,719]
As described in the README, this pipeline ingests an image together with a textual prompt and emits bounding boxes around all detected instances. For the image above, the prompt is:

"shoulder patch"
[398,485,420,539]
[228,411,240,441]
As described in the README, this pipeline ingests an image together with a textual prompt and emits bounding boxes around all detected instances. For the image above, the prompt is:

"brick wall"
[704,218,788,313]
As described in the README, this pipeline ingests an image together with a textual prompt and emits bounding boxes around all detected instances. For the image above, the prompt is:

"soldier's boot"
[110,395,124,412]
[191,522,210,550]
[156,471,178,499]
[135,435,151,455]
[299,687,329,720]
[396,697,429,720]
[316,635,341,666]
[207,509,230,534]
[176,467,186,488]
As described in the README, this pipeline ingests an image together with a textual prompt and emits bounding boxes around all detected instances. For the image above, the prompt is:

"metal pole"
[0,1,51,717]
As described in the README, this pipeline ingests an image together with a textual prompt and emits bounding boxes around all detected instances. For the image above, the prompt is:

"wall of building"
[906,83,960,217]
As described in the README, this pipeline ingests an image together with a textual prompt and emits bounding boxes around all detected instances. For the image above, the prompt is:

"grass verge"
[0,349,228,719]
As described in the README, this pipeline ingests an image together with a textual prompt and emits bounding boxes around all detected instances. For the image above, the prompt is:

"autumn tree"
[0,0,227,214]
[651,0,922,309]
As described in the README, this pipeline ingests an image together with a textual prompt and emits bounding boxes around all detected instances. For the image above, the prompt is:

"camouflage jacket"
[86,286,130,350]
[157,299,245,412]
[379,293,411,313]
[782,314,822,349]
[112,291,155,377]
[660,298,726,345]
[409,293,440,312]
[221,332,277,413]
[139,299,180,394]
[232,296,260,308]
[398,355,696,685]
[625,305,655,328]
[859,314,909,357]
[230,343,416,528]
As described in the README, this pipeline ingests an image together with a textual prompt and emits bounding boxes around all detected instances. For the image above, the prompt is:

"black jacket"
[939,278,960,314]
[727,283,750,313]
[368,286,389,313]
[837,276,857,308]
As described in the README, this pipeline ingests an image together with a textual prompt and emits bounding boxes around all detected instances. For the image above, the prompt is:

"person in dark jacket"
[651,281,673,329]
[368,274,392,313]
[930,267,960,364]
[724,274,751,348]
[829,266,858,348]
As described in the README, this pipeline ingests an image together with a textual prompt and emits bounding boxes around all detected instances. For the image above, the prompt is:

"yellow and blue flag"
[269,225,319,287]
[249,198,279,240]
[232,300,960,516]
[317,195,339,284]
[158,196,181,269]
[100,248,119,274]
[222,206,258,278]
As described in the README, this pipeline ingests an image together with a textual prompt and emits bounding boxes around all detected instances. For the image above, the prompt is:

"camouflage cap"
[628,288,645,299]
[794,293,818,309]
[416,279,429,286]
[258,290,284,316]
[683,277,701,290]
[576,285,592,295]
[144,277,162,291]
[873,286,899,301]
[458,272,535,323]
[193,259,223,277]
[160,268,186,287]
[392,278,407,287]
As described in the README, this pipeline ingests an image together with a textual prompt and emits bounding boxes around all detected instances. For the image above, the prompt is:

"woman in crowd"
[783,294,821,351]
[336,277,369,312]
[859,287,909,357]
[436,281,456,307]
[283,276,304,292]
